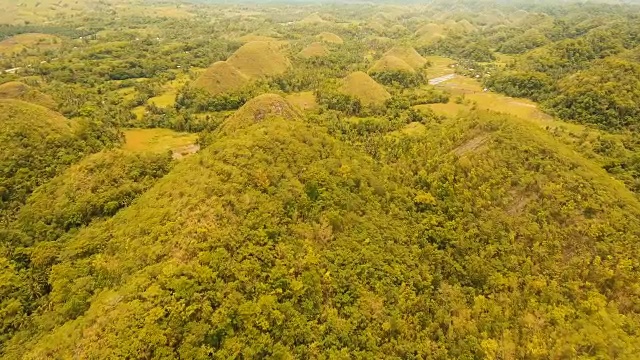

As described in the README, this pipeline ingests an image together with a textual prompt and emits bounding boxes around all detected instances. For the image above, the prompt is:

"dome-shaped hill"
[369,55,416,74]
[458,19,475,32]
[383,46,427,69]
[317,32,343,45]
[415,23,444,36]
[193,61,250,95]
[237,34,280,43]
[367,21,387,34]
[15,149,172,242]
[389,25,408,34]
[220,93,302,134]
[299,13,327,25]
[226,41,291,79]
[0,81,57,109]
[0,99,77,212]
[339,71,391,106]
[415,23,446,45]
[298,42,330,59]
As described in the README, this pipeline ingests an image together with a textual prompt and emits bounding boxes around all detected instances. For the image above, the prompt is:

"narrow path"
[428,73,455,85]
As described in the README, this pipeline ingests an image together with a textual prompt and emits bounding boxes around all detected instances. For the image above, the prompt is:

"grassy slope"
[7,94,640,358]
[226,41,291,79]
[369,55,416,73]
[0,82,57,109]
[339,71,391,106]
[0,33,62,56]
[195,42,290,95]
[317,32,344,45]
[122,128,198,154]
[193,61,249,95]
[298,42,330,59]
[0,99,76,213]
[14,149,173,243]
[384,46,427,69]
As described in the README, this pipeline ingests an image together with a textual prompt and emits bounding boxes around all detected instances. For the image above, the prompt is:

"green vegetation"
[338,71,390,106]
[0,81,56,109]
[0,100,120,218]
[2,0,640,358]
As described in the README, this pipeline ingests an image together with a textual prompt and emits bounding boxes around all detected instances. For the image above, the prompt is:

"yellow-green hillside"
[0,100,75,212]
[7,100,640,358]
[220,93,302,134]
[317,32,344,45]
[369,55,416,74]
[226,41,291,79]
[299,12,326,25]
[14,149,173,242]
[339,71,391,106]
[384,46,427,69]
[0,81,57,109]
[298,42,330,58]
[0,33,62,56]
[193,61,250,95]
[415,23,446,45]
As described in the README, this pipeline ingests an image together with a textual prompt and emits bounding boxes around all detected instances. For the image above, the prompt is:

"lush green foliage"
[0,100,121,218]
[1,0,640,358]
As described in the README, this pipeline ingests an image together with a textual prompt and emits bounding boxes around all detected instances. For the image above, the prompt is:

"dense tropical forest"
[1,0,640,358]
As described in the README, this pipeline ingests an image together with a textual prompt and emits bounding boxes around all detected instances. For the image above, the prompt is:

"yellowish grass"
[317,32,344,45]
[220,93,302,134]
[339,71,391,106]
[0,33,62,56]
[193,61,249,95]
[415,103,469,117]
[429,75,588,133]
[369,55,416,73]
[384,46,427,69]
[387,122,427,138]
[132,106,146,120]
[148,93,176,108]
[0,81,56,109]
[115,87,137,102]
[122,128,198,153]
[424,56,457,77]
[299,13,327,25]
[298,42,330,58]
[226,41,291,79]
[286,92,318,111]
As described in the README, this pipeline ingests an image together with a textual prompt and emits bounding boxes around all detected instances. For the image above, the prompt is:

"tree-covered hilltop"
[1,0,640,358]
[2,94,640,358]
[0,100,121,219]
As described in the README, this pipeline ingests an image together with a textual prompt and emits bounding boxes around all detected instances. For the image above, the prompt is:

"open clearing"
[123,128,198,154]
[424,56,457,77]
[286,92,318,111]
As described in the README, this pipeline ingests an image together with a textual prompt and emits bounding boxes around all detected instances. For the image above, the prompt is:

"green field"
[122,128,198,154]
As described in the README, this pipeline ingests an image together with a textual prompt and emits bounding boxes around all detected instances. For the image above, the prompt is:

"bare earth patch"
[452,134,490,156]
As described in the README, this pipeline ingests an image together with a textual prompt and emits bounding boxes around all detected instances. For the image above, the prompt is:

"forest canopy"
[1,0,640,358]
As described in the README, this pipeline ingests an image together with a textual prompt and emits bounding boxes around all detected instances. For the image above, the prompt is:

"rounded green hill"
[369,55,416,74]
[317,32,344,45]
[339,71,391,106]
[298,42,330,59]
[220,93,302,134]
[226,41,291,79]
[384,46,427,69]
[0,81,57,109]
[0,100,76,211]
[193,61,249,96]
